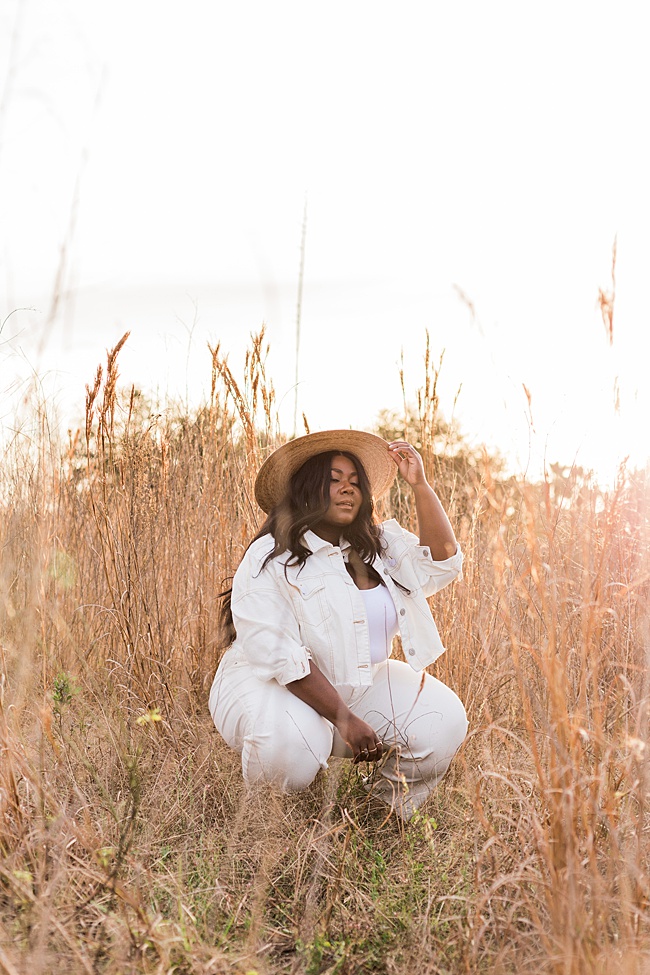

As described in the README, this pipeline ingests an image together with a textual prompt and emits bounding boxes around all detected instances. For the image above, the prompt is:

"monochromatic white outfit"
[209,520,467,819]
[360,583,398,664]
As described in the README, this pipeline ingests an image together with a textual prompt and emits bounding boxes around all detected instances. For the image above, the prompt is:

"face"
[314,454,363,538]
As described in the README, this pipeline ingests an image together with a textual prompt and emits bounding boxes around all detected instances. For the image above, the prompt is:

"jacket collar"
[303,529,351,554]
[302,532,386,570]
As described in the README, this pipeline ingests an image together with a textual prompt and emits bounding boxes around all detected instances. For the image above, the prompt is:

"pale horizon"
[2,0,649,484]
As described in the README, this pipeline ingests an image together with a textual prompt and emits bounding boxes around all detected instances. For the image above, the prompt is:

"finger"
[389,446,419,466]
[361,741,383,762]
[355,744,375,763]
[387,449,411,468]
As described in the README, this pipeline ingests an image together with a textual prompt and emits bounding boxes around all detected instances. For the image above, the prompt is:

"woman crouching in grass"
[209,430,467,820]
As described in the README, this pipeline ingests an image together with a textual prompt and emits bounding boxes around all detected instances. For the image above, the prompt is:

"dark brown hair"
[218,450,385,647]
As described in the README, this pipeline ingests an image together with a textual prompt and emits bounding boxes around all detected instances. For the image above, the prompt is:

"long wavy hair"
[218,450,385,647]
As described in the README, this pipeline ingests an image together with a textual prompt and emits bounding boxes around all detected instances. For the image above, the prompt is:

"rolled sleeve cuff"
[417,543,463,595]
[419,543,463,575]
[277,646,312,685]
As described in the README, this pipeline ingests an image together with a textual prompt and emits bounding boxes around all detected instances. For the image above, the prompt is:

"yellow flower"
[136,707,162,726]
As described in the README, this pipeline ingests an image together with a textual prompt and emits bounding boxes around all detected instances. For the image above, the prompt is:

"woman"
[209,430,467,820]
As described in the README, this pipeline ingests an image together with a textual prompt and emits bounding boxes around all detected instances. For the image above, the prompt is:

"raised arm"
[388,440,457,561]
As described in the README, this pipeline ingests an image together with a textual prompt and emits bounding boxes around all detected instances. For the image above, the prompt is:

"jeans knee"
[392,691,467,779]
[446,693,469,754]
[242,725,329,792]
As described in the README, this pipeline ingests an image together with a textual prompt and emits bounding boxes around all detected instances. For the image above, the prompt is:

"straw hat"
[254,430,397,513]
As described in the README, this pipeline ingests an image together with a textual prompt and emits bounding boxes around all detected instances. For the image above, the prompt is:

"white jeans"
[209,648,468,820]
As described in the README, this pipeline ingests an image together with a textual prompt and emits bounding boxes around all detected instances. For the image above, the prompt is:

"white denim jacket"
[226,519,462,688]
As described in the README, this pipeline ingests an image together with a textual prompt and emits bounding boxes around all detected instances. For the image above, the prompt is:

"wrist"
[411,478,433,494]
[332,705,354,730]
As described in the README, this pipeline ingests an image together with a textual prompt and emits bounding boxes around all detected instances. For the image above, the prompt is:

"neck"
[311,524,341,546]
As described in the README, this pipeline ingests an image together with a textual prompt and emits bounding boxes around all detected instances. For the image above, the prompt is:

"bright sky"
[1,0,649,484]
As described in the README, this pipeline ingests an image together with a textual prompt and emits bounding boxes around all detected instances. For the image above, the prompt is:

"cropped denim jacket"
[227,519,463,688]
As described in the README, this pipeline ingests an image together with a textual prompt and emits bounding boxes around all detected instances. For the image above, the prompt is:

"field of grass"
[1,331,649,974]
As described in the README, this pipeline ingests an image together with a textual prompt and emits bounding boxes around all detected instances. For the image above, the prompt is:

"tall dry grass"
[1,330,649,974]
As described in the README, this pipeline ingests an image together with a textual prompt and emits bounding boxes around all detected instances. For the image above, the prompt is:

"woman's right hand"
[286,664,383,763]
[335,711,384,764]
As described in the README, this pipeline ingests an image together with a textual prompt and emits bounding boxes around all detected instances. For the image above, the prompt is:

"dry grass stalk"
[0,330,648,973]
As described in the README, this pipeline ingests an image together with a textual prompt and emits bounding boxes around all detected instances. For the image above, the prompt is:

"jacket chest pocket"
[292,578,331,629]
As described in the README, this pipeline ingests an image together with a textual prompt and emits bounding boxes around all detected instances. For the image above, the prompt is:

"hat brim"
[254,430,397,514]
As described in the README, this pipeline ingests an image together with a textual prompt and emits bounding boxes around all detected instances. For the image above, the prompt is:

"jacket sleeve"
[380,519,463,598]
[231,544,312,685]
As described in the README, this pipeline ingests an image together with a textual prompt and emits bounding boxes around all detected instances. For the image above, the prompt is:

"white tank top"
[360,584,399,665]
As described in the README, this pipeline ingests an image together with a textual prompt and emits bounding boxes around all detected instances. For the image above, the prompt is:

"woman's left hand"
[388,441,428,488]
[388,440,458,559]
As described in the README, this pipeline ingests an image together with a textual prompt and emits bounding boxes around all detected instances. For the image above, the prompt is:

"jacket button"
[399,608,406,616]
[383,568,389,575]
[423,549,429,557]
[407,648,415,656]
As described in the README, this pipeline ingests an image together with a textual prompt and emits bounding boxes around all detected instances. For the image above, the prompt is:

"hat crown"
[254,430,396,513]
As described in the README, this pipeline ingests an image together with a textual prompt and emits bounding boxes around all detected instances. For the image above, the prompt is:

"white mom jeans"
[209,648,468,821]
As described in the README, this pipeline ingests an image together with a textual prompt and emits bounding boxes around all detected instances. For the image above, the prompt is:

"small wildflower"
[12,870,33,886]
[136,706,162,726]
[96,847,116,869]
